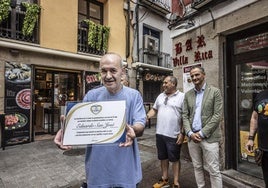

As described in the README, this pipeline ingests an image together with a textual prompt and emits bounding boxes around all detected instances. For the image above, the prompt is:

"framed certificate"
[62,101,126,145]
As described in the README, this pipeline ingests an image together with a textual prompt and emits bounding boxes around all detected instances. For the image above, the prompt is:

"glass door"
[34,69,82,136]
[236,60,268,178]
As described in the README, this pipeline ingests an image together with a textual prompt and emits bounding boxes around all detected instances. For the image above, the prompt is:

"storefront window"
[236,61,268,177]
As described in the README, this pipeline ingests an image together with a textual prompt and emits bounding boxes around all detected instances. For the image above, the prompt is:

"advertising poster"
[182,63,202,93]
[4,62,31,146]
[85,71,101,94]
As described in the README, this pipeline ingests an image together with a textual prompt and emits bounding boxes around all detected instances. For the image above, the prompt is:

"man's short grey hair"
[168,76,177,87]
[190,65,205,74]
[101,52,123,68]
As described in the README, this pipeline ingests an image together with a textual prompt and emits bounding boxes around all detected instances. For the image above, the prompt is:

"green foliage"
[102,26,110,52]
[96,24,102,51]
[83,19,110,52]
[0,0,11,23]
[21,2,40,36]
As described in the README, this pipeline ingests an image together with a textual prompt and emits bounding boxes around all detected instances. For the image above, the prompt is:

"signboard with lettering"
[234,32,268,54]
[173,35,213,67]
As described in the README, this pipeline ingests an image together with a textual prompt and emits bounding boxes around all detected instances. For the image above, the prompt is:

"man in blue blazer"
[182,66,223,188]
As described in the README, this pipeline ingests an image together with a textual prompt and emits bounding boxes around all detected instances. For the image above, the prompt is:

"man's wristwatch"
[248,135,255,140]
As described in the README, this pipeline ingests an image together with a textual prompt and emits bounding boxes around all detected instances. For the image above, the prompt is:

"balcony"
[0,6,39,44]
[139,48,172,69]
[139,0,171,16]
[77,21,108,55]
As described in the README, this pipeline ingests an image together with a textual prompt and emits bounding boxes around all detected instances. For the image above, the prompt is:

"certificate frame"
[62,101,126,145]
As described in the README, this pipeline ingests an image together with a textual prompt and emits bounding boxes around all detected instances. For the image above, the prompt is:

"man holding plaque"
[54,53,146,188]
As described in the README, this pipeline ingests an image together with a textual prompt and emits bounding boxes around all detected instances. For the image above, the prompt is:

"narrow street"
[0,125,263,187]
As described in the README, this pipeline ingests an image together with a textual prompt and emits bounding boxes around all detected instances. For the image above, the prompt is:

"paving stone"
[0,126,263,187]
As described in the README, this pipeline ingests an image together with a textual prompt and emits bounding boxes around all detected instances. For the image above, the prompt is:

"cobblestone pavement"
[0,126,264,187]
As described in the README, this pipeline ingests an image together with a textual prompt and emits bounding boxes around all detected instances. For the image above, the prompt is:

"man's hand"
[54,129,72,150]
[119,125,136,147]
[190,132,202,143]
[176,133,185,145]
[245,140,254,153]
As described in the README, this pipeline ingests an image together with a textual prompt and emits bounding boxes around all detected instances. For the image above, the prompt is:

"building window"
[78,0,103,24]
[0,0,39,43]
[78,0,105,54]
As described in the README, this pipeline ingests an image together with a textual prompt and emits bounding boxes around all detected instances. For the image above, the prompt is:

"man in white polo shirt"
[147,76,185,188]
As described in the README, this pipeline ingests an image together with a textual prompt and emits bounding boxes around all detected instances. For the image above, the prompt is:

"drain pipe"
[126,0,130,58]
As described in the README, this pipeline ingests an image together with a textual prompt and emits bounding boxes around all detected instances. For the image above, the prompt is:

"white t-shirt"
[153,90,185,138]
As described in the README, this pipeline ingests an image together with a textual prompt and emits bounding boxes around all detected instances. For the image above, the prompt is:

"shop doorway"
[226,23,268,179]
[33,68,82,138]
[236,60,267,178]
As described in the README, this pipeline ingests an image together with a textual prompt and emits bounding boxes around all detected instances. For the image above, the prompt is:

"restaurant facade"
[0,0,127,148]
[171,0,268,185]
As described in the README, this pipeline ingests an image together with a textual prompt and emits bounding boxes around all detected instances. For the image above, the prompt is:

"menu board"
[4,62,31,146]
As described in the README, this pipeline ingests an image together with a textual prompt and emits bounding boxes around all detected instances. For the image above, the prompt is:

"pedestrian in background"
[246,89,268,187]
[147,76,185,188]
[121,74,129,86]
[182,66,223,188]
[54,52,146,188]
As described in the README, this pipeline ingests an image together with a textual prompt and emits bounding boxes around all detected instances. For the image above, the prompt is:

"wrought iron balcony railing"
[0,7,39,44]
[139,48,172,69]
[77,21,106,55]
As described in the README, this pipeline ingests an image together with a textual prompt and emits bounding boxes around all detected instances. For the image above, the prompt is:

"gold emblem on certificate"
[62,101,126,145]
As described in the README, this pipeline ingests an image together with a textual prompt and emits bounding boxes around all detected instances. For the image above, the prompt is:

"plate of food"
[16,89,31,109]
[5,62,31,83]
[5,113,28,130]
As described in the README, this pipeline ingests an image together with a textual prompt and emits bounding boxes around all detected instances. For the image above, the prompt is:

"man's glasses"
[164,97,168,105]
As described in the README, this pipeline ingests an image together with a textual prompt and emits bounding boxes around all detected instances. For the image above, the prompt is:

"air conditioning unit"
[143,35,159,52]
[192,0,212,9]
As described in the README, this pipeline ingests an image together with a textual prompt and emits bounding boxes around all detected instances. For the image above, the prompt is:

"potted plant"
[21,2,41,36]
[102,25,110,52]
[96,24,102,51]
[0,0,11,23]
[82,19,110,52]
[85,20,97,48]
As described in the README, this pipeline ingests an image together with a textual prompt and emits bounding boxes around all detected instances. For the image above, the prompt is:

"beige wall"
[217,1,268,35]
[105,1,126,59]
[39,0,127,58]
[39,0,78,53]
